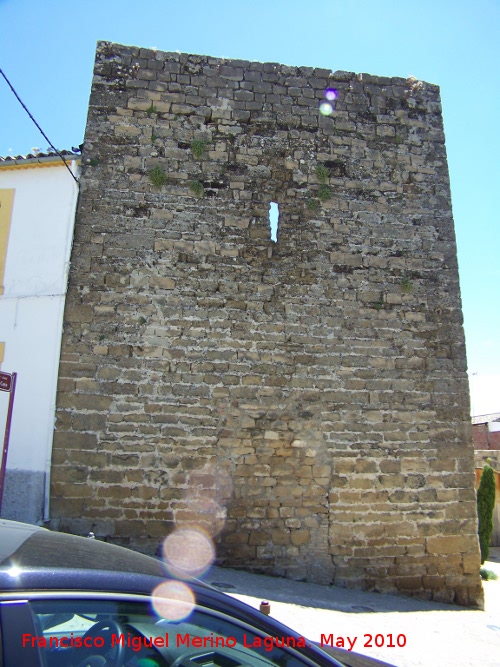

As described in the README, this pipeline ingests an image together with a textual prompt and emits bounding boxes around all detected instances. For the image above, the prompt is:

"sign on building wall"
[0,371,13,392]
[0,370,17,513]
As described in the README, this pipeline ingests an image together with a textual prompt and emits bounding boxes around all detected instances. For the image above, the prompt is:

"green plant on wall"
[400,277,413,294]
[191,139,207,159]
[306,198,320,212]
[477,464,496,564]
[317,184,331,202]
[373,293,385,310]
[316,163,330,183]
[189,180,205,197]
[149,165,168,188]
[146,103,158,115]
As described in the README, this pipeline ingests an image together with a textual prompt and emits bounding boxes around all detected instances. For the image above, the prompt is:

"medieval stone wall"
[52,41,483,606]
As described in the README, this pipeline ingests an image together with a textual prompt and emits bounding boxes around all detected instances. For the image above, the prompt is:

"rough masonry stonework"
[52,41,483,607]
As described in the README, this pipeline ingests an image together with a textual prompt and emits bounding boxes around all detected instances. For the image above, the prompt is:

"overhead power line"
[0,67,79,185]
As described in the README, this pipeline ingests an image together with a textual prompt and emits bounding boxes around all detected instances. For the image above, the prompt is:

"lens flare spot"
[175,497,226,537]
[162,528,215,579]
[324,88,338,101]
[319,101,334,116]
[152,580,195,621]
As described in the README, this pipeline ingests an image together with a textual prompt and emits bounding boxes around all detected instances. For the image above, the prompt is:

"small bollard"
[259,600,271,615]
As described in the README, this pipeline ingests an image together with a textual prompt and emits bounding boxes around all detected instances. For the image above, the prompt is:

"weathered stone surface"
[51,41,483,607]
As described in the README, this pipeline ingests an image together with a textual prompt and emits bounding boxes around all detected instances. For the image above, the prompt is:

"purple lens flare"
[324,88,338,101]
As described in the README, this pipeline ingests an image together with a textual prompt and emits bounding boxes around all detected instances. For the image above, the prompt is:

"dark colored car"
[0,520,395,667]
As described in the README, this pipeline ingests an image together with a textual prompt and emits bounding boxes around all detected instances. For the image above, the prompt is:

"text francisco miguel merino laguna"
[22,632,313,653]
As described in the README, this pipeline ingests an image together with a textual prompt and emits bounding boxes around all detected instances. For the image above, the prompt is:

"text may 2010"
[321,633,407,652]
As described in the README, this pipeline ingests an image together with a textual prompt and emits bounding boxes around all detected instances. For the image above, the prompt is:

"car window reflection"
[28,599,319,667]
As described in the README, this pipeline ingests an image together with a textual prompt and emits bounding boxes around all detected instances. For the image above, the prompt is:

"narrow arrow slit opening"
[269,202,279,243]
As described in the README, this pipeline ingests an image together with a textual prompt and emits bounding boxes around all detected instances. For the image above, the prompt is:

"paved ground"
[201,548,500,667]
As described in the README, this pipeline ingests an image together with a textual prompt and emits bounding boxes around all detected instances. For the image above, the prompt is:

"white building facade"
[0,152,79,523]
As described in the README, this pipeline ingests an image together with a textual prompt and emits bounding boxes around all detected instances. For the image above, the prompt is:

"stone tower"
[52,41,483,607]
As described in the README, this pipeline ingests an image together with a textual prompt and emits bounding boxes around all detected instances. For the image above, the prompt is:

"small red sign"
[0,372,12,392]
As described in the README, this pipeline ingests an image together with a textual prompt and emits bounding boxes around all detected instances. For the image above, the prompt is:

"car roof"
[0,519,224,603]
[0,519,164,577]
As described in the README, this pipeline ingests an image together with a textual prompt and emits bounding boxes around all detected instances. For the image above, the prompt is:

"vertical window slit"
[269,202,279,243]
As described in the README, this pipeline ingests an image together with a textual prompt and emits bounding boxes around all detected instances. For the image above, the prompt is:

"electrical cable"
[0,67,79,185]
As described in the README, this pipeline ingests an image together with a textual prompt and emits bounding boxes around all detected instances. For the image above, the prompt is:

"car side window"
[27,598,321,667]
[28,599,168,667]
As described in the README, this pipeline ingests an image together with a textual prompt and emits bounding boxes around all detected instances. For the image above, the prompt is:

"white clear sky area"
[1,0,498,415]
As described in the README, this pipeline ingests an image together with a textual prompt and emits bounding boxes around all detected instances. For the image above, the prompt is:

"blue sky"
[1,0,498,413]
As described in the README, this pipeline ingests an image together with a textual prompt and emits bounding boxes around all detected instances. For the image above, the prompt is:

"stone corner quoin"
[51,41,484,609]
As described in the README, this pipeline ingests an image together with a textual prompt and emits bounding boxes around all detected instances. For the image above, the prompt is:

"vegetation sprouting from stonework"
[306,198,320,212]
[317,184,332,201]
[191,139,207,159]
[316,163,330,182]
[400,277,414,294]
[189,180,205,197]
[149,166,168,188]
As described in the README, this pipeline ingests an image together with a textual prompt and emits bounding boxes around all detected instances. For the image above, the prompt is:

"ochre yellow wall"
[0,188,15,296]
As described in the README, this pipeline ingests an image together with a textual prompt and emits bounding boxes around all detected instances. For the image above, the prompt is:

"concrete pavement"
[201,548,500,667]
